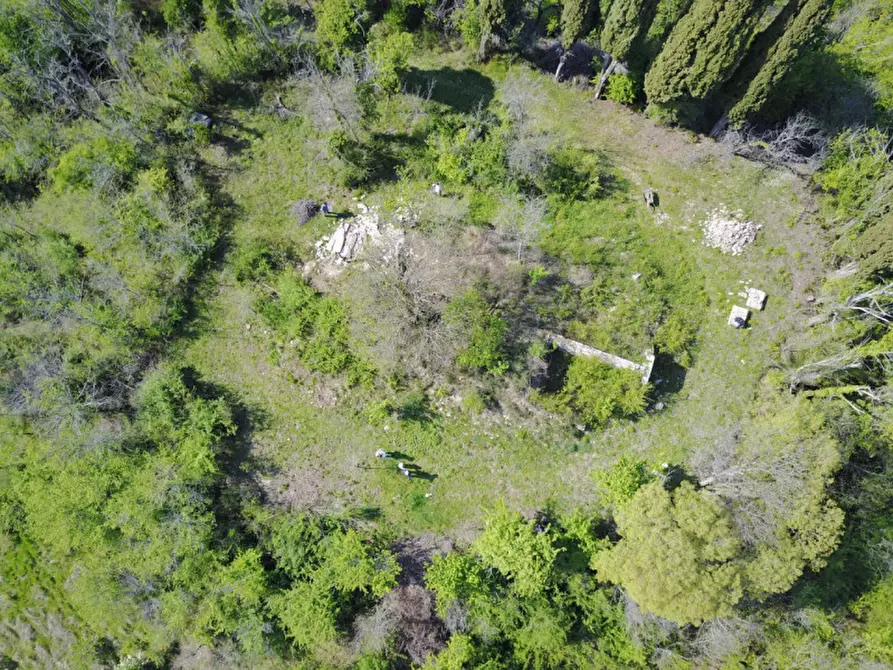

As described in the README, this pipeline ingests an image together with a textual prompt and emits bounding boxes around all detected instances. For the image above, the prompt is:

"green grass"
[178,53,829,537]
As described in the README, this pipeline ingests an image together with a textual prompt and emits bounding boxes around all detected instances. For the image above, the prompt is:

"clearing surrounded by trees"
[1,0,892,668]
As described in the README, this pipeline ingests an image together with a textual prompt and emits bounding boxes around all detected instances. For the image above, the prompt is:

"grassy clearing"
[180,55,828,538]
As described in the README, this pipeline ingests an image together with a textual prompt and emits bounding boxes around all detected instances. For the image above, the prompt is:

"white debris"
[314,206,405,274]
[701,206,761,255]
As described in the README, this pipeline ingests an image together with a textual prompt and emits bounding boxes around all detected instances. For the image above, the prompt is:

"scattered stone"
[728,305,750,328]
[654,402,665,411]
[745,287,767,310]
[245,323,251,330]
[632,272,642,281]
[701,206,761,255]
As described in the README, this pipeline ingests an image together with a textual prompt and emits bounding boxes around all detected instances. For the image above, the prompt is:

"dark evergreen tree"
[600,0,658,61]
[554,0,591,80]
[728,0,832,124]
[644,0,764,105]
[593,0,657,97]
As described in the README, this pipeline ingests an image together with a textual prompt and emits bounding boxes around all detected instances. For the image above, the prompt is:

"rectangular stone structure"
[728,305,750,328]
[745,287,767,310]
[540,331,655,384]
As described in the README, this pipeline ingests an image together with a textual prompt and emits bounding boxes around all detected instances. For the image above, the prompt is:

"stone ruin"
[313,204,404,273]
[540,331,655,384]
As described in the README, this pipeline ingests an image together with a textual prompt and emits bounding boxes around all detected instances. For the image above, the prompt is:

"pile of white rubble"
[701,206,761,255]
[314,204,404,269]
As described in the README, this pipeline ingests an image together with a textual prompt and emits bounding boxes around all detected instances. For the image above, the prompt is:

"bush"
[444,290,509,375]
[233,238,293,283]
[604,73,639,105]
[48,136,137,193]
[257,271,374,382]
[592,456,653,509]
[367,24,414,94]
[316,0,367,64]
[541,147,603,200]
[554,357,648,426]
[815,129,889,219]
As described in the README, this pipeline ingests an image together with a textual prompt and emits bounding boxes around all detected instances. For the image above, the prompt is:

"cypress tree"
[728,0,832,124]
[600,0,659,61]
[644,0,764,105]
[554,0,590,80]
[560,0,590,49]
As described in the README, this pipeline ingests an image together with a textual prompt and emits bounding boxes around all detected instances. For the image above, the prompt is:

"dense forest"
[0,0,892,667]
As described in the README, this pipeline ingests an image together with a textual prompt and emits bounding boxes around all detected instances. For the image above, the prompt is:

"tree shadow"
[404,67,496,113]
[525,40,600,82]
[649,353,688,397]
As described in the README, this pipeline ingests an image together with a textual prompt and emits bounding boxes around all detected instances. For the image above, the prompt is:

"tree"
[728,0,833,125]
[366,24,414,94]
[592,481,745,625]
[593,0,658,97]
[644,0,763,105]
[315,0,366,64]
[473,504,560,597]
[554,0,590,80]
[555,357,648,426]
[444,290,509,375]
[494,194,548,260]
[468,0,519,60]
[600,0,658,61]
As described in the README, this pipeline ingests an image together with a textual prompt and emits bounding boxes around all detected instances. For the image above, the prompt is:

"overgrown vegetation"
[1,0,892,667]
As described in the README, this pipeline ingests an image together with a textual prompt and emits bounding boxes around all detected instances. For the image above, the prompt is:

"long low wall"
[540,331,655,385]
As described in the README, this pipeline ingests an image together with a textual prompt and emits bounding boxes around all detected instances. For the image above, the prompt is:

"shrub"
[556,357,648,426]
[473,504,560,597]
[257,271,373,382]
[815,128,889,220]
[541,147,603,200]
[48,136,137,193]
[367,24,414,94]
[604,73,639,105]
[316,0,367,64]
[425,553,487,616]
[592,456,653,509]
[444,290,509,375]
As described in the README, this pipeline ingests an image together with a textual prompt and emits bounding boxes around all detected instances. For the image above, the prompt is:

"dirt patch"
[392,533,454,586]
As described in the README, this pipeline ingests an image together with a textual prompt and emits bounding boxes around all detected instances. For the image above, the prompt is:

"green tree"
[474,504,560,597]
[592,456,653,509]
[425,553,488,616]
[318,528,401,596]
[728,0,832,125]
[444,290,509,375]
[316,0,367,63]
[557,357,648,426]
[366,24,414,94]
[554,0,591,79]
[592,481,745,625]
[560,0,590,49]
[600,0,658,61]
[644,0,762,105]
